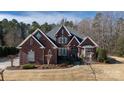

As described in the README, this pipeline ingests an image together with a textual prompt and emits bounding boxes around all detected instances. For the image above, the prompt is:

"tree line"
[0,18,74,47]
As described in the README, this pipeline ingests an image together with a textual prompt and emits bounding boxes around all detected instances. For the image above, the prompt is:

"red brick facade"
[55,26,71,47]
[67,36,80,57]
[78,37,98,58]
[17,25,98,65]
[19,37,45,64]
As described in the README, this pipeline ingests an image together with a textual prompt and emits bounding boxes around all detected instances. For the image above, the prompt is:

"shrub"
[59,63,68,67]
[97,48,107,62]
[22,64,36,69]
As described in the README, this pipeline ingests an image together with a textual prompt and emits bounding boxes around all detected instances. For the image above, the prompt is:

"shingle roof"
[46,25,85,42]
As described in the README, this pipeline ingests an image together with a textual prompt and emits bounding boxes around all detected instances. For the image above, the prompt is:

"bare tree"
[77,12,124,55]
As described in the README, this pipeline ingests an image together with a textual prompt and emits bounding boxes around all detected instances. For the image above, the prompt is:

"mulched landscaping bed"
[6,64,74,70]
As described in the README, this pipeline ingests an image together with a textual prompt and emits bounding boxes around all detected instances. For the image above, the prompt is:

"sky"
[0,11,96,24]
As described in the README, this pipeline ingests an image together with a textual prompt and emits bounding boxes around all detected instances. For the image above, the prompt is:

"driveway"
[0,57,20,69]
[109,56,124,63]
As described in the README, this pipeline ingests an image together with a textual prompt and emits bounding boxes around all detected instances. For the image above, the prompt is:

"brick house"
[17,25,98,65]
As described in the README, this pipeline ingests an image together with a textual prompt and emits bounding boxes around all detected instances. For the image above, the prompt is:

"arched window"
[27,50,35,62]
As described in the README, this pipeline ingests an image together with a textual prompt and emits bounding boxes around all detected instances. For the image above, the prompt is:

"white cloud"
[0,12,82,24]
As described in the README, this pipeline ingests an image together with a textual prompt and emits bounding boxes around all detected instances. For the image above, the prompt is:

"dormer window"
[35,32,41,40]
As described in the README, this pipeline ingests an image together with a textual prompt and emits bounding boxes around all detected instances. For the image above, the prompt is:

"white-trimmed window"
[27,50,35,62]
[58,48,67,56]
[58,36,68,44]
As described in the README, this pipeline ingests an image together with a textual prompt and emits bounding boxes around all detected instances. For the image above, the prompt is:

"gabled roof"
[32,36,45,48]
[32,28,58,49]
[55,25,72,36]
[78,36,98,47]
[17,28,58,49]
[17,26,98,50]
[47,25,84,42]
[17,34,32,48]
[17,34,45,49]
[67,36,80,46]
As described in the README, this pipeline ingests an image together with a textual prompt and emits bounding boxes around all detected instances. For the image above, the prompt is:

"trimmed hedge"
[22,64,36,69]
[0,47,19,57]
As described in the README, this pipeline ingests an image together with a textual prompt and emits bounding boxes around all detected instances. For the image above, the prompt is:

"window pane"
[61,48,63,55]
[58,48,62,56]
[64,48,67,56]
[27,50,35,62]
[63,48,67,56]
[58,48,67,56]
[64,37,67,44]
[36,32,41,39]
[58,37,67,44]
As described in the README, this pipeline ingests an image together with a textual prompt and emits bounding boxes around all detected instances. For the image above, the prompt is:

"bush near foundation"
[22,64,36,69]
